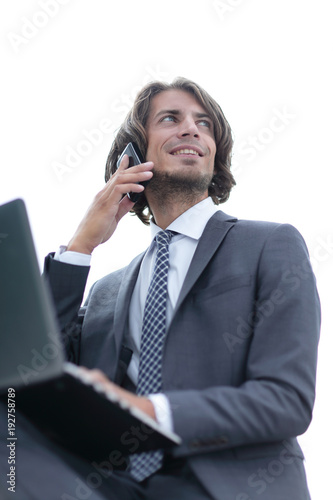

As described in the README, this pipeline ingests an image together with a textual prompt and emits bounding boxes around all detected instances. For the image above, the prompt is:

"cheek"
[210,141,217,157]
[210,146,217,167]
[146,138,160,160]
[145,144,155,162]
[146,140,169,164]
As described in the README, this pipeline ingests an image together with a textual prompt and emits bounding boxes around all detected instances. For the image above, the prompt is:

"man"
[15,78,322,499]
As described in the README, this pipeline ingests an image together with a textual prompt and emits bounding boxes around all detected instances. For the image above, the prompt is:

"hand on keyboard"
[64,363,157,420]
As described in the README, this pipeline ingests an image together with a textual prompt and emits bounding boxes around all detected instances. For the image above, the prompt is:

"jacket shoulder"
[215,210,304,240]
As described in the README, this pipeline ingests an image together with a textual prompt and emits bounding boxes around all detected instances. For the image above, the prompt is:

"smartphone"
[116,142,149,203]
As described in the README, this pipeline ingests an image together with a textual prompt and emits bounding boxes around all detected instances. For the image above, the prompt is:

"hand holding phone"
[116,142,150,202]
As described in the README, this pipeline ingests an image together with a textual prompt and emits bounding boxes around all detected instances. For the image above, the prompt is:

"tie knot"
[155,230,174,248]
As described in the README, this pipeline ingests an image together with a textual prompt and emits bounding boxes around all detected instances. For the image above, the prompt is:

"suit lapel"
[174,210,237,315]
[112,252,144,357]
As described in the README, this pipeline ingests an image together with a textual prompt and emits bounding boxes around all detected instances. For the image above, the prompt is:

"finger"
[116,195,135,221]
[98,167,149,203]
[116,169,153,187]
[117,156,154,173]
[107,158,152,192]
[81,368,109,384]
[106,160,153,195]
[104,171,153,203]
[108,182,145,204]
[117,153,130,171]
[90,369,109,381]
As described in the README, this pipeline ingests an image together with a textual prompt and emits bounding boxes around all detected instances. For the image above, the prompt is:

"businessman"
[13,78,321,499]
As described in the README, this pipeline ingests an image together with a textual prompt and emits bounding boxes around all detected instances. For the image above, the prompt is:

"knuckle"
[90,369,105,380]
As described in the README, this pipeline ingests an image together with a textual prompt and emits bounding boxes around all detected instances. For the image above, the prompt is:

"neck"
[147,192,208,230]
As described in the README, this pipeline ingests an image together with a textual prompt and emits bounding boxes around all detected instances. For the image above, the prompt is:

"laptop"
[0,198,181,462]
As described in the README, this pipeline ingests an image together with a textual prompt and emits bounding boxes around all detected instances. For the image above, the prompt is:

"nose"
[177,116,199,138]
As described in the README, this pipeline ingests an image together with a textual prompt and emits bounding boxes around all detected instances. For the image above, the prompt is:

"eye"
[161,115,176,123]
[198,119,211,128]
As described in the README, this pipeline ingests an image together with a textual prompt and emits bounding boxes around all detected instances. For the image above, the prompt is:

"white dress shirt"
[55,197,220,431]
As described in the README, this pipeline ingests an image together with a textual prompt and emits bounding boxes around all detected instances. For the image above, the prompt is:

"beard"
[146,165,213,207]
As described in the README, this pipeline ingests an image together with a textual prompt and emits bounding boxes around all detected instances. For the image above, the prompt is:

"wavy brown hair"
[105,77,235,225]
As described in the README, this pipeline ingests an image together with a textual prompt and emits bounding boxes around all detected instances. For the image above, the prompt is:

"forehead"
[148,89,209,120]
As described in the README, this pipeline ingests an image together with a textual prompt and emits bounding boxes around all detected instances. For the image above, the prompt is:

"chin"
[149,169,213,198]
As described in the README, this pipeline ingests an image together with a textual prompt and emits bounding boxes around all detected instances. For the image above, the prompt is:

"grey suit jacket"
[44,210,320,500]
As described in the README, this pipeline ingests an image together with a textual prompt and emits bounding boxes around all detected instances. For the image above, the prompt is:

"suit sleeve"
[43,253,90,363]
[164,224,321,458]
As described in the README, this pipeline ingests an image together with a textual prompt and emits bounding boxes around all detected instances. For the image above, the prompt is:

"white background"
[0,1,332,498]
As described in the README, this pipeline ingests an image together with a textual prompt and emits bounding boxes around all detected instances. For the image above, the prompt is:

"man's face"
[145,90,217,191]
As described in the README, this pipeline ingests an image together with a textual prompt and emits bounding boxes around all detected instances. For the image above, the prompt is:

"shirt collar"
[149,197,220,242]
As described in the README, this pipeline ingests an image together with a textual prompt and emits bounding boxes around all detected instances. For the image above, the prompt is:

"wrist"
[124,393,156,420]
[67,238,94,255]
[140,398,156,420]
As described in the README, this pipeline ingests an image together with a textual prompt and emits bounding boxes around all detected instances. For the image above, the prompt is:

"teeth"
[172,149,199,156]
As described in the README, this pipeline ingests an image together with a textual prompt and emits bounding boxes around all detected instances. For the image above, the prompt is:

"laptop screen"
[0,199,64,392]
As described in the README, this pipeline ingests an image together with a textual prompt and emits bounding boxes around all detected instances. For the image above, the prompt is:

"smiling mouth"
[171,148,202,157]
